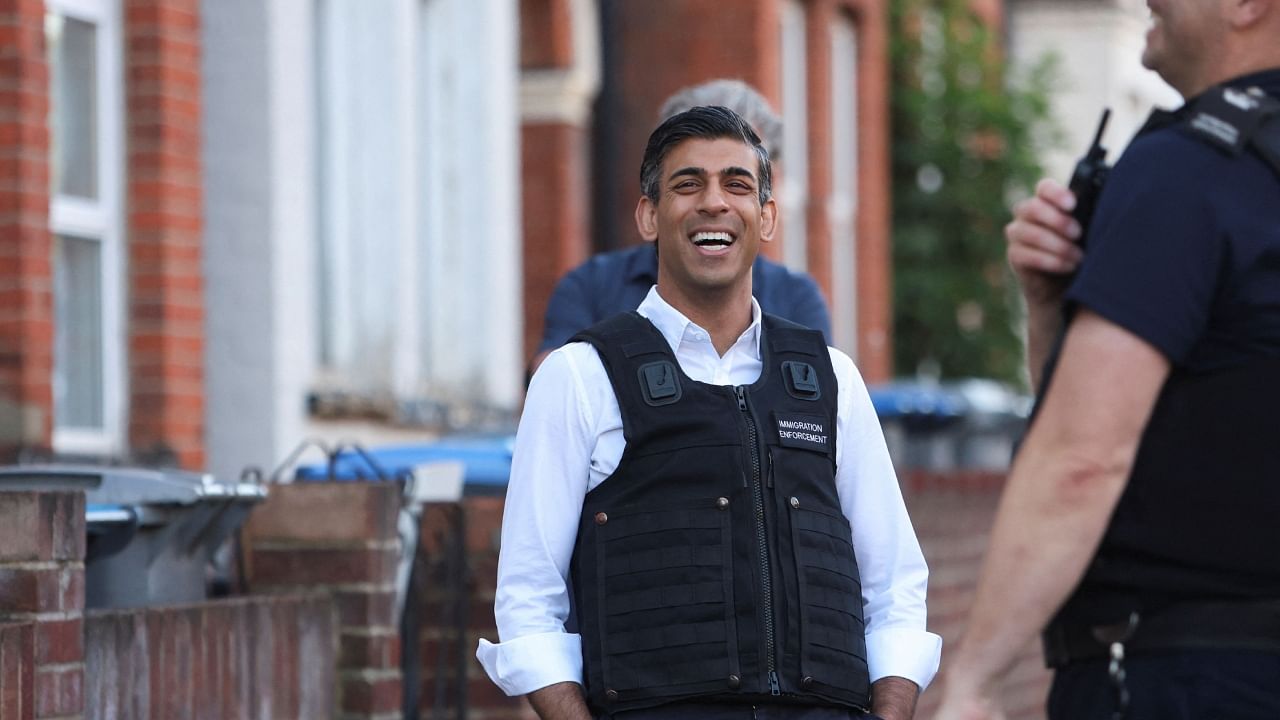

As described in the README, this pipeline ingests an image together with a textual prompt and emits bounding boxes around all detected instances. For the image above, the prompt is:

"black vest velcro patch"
[637,360,681,406]
[782,360,821,400]
[774,413,830,452]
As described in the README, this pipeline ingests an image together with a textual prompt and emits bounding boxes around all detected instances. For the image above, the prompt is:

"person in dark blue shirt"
[936,3,1280,719]
[532,80,831,370]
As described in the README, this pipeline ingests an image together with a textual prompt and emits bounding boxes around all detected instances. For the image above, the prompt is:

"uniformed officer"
[934,1,1280,718]
[478,107,940,720]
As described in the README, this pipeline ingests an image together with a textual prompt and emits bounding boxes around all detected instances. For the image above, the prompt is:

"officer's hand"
[1005,178,1084,308]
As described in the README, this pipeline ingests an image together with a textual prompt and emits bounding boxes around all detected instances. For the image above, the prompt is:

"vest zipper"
[735,385,779,695]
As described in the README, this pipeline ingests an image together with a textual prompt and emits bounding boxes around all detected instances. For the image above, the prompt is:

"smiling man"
[477,107,940,720]
[934,1,1280,719]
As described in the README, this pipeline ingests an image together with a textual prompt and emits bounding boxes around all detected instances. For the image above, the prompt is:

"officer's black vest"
[569,312,870,715]
[1041,82,1280,629]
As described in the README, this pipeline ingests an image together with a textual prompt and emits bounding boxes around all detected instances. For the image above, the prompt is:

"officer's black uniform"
[569,312,873,720]
[1036,69,1280,719]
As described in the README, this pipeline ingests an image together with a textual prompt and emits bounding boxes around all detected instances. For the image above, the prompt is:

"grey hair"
[658,79,784,161]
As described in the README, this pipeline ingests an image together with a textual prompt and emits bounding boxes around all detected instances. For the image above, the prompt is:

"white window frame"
[829,13,859,358]
[47,0,125,456]
[778,0,809,271]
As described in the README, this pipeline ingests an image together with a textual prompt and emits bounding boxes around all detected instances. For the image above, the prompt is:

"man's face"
[635,137,777,305]
[1142,0,1225,95]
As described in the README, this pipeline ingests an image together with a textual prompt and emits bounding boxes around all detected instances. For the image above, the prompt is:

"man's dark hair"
[639,105,773,205]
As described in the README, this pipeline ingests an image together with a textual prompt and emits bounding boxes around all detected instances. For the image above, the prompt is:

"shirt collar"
[636,286,763,360]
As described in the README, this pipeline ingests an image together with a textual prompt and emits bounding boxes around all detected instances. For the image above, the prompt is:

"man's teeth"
[693,232,733,247]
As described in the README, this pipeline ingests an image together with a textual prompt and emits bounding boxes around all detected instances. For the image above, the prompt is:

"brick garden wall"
[0,491,86,720]
[242,482,404,720]
[0,490,341,719]
[0,621,36,719]
[904,471,1051,720]
[83,593,336,720]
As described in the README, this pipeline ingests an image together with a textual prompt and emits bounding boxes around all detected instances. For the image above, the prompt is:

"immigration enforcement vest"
[568,312,871,715]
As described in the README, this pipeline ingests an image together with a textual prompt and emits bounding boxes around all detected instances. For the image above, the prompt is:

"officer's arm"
[934,310,1169,718]
[527,682,592,720]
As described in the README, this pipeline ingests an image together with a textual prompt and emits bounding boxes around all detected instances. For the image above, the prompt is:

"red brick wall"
[520,0,574,69]
[904,471,1051,720]
[0,621,35,720]
[0,0,53,460]
[83,593,337,720]
[243,482,404,720]
[0,491,87,720]
[124,0,205,469]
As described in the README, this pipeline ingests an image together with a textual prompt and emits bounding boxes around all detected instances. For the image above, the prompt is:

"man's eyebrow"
[666,166,757,183]
[667,166,707,182]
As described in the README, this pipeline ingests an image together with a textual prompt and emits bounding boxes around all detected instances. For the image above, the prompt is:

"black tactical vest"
[569,312,871,715]
[1042,81,1280,629]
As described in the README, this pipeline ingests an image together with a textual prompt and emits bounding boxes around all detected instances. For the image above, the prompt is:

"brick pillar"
[0,621,35,720]
[847,0,895,382]
[519,0,595,366]
[244,482,404,720]
[124,0,205,469]
[0,0,54,460]
[0,491,87,720]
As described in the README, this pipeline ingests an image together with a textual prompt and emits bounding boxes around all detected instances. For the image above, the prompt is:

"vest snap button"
[727,674,741,689]
[606,689,618,701]
[801,676,814,688]
[790,496,800,509]
[716,497,729,510]
[595,512,608,525]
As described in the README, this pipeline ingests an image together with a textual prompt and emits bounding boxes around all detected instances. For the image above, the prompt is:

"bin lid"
[294,436,513,491]
[868,383,968,422]
[0,465,267,506]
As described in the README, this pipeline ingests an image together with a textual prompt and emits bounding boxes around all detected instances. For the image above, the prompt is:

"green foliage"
[890,0,1060,386]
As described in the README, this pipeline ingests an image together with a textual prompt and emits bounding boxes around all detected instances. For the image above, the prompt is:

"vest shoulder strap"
[1181,85,1280,176]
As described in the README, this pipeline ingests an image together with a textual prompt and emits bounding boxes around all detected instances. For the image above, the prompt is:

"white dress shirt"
[477,287,941,697]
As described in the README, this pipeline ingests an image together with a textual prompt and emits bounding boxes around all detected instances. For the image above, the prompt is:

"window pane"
[47,14,99,200]
[54,235,104,429]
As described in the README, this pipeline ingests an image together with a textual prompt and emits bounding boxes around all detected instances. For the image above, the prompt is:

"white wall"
[1008,0,1181,182]
[202,0,316,483]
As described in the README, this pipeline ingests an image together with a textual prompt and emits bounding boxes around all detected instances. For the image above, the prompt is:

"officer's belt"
[1043,598,1280,668]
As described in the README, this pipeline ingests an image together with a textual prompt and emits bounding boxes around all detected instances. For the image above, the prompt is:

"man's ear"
[760,197,778,243]
[1230,0,1271,28]
[635,196,659,241]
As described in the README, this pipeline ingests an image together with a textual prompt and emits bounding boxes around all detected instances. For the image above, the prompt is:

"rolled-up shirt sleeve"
[476,348,595,695]
[830,349,942,689]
